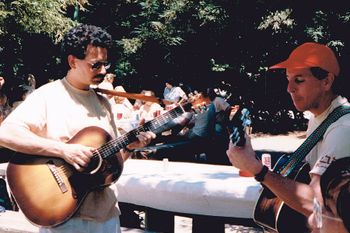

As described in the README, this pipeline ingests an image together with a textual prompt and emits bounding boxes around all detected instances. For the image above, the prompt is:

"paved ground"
[121,131,305,233]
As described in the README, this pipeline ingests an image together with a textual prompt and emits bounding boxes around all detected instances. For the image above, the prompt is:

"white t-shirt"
[138,103,164,121]
[4,78,120,221]
[212,97,230,113]
[163,86,188,103]
[306,96,350,175]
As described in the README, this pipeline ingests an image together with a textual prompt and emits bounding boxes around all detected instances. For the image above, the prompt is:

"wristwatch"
[254,165,269,182]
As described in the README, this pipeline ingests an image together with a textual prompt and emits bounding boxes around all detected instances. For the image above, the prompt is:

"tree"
[2,0,350,133]
[0,0,86,102]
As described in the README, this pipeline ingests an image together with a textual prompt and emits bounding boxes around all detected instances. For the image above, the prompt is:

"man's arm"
[0,122,95,171]
[262,169,315,216]
[226,136,315,216]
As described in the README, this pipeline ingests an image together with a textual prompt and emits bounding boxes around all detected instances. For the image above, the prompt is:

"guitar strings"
[95,105,186,158]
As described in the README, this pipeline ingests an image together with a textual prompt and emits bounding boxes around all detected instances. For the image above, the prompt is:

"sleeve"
[177,87,188,99]
[213,97,230,112]
[163,88,168,100]
[3,88,47,134]
[310,122,350,175]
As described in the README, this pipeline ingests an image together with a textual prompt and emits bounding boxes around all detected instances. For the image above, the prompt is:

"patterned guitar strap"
[277,105,350,177]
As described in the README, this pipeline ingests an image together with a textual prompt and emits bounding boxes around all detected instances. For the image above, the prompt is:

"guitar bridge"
[47,161,68,193]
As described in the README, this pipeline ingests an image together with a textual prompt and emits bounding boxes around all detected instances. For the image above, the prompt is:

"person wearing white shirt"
[163,81,188,107]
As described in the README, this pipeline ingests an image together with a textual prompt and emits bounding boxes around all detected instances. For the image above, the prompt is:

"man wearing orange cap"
[226,42,350,231]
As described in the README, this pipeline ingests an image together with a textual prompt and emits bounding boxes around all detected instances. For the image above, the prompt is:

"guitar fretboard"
[96,103,190,159]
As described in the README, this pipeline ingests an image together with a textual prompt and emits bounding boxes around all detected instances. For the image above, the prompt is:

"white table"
[116,159,262,219]
[0,159,262,232]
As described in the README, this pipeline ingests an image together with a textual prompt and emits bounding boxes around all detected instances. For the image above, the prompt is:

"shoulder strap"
[277,105,350,176]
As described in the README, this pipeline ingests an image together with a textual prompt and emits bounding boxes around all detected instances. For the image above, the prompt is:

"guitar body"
[5,96,204,227]
[253,154,311,233]
[6,126,124,227]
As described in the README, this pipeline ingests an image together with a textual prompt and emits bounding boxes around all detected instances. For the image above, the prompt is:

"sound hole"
[84,151,102,174]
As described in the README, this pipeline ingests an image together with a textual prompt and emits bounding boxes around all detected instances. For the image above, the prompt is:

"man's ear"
[324,73,335,91]
[67,55,76,69]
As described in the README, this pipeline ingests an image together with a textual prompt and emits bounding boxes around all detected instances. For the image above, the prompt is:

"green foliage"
[9,0,86,42]
[197,1,228,27]
[0,0,88,97]
[304,10,328,42]
[2,0,350,133]
[210,58,231,72]
[115,58,137,78]
[130,0,190,47]
[0,2,11,36]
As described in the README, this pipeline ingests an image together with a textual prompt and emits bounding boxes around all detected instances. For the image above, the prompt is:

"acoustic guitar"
[229,108,310,233]
[253,156,310,233]
[6,94,205,227]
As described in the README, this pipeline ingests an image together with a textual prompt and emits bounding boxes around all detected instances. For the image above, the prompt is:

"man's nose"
[287,82,296,93]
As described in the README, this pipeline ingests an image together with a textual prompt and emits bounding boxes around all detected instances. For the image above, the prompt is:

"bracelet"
[124,147,135,153]
[254,165,269,182]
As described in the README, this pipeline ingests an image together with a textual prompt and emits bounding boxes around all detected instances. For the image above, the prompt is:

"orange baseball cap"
[269,42,340,76]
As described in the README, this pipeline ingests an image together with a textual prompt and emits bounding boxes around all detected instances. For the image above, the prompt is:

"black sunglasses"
[87,61,111,70]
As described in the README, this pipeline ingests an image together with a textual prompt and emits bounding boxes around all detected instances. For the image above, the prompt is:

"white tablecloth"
[115,159,262,219]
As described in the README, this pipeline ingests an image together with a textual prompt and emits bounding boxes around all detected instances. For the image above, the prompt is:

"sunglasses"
[86,61,111,71]
[313,197,342,229]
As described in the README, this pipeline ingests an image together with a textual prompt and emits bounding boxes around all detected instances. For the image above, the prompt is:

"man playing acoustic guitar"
[0,24,155,233]
[227,42,350,232]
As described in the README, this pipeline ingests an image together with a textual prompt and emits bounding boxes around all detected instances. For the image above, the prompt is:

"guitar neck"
[98,103,189,157]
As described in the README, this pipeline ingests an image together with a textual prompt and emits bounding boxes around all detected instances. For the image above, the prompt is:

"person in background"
[308,157,350,233]
[163,80,188,108]
[226,42,350,227]
[97,73,117,106]
[98,73,115,91]
[0,76,5,90]
[0,24,155,233]
[179,87,231,164]
[11,85,34,110]
[0,75,13,122]
[0,92,11,124]
[138,90,164,121]
[27,74,36,90]
[113,85,134,118]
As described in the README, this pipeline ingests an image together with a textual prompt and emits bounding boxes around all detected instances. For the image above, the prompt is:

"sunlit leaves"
[8,0,87,43]
[210,58,231,72]
[120,37,143,54]
[258,9,295,33]
[197,1,228,27]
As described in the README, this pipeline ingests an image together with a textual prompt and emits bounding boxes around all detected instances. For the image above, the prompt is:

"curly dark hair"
[60,24,113,69]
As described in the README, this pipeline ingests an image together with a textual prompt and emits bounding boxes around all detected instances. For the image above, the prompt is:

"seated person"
[138,90,164,121]
[0,92,11,125]
[12,85,34,110]
[309,157,350,233]
[184,88,231,164]
[147,88,232,164]
[113,86,134,119]
[163,80,188,109]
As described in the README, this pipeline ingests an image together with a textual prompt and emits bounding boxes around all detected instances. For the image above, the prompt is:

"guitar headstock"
[185,93,211,114]
[229,107,251,147]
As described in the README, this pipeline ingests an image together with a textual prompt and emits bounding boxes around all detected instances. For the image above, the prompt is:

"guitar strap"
[277,105,350,177]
